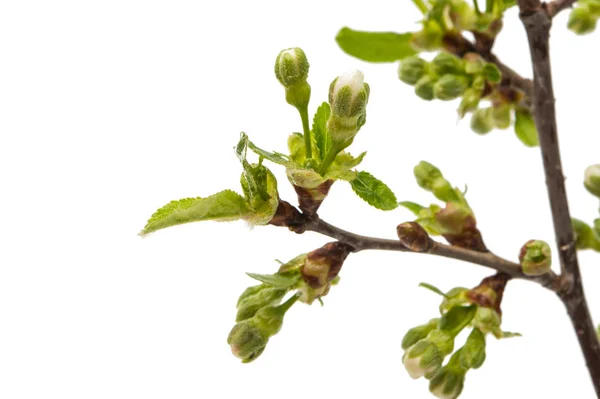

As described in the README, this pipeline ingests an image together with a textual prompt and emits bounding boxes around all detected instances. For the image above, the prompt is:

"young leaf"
[312,102,331,161]
[324,151,367,181]
[140,190,250,236]
[335,27,417,63]
[419,282,448,298]
[500,331,523,339]
[247,139,291,167]
[246,272,300,288]
[439,305,477,336]
[514,109,539,147]
[399,201,426,215]
[350,171,398,210]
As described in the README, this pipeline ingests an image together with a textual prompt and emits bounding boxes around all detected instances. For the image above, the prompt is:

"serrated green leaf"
[419,282,448,297]
[350,171,398,210]
[324,151,366,181]
[514,109,539,147]
[246,272,300,288]
[335,27,417,63]
[140,190,250,236]
[399,201,426,215]
[312,102,331,161]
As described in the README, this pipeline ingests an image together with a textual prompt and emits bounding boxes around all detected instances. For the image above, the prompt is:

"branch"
[302,216,560,288]
[517,1,600,395]
[546,0,578,18]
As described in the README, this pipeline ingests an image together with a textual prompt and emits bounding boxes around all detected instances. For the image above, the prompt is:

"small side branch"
[546,0,578,18]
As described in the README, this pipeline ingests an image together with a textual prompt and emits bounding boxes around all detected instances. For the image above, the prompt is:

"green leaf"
[140,190,250,236]
[288,132,307,164]
[335,27,417,63]
[419,282,448,298]
[439,305,477,337]
[312,102,331,161]
[324,151,367,181]
[399,201,426,215]
[350,171,398,210]
[247,140,290,167]
[514,109,539,147]
[278,254,308,273]
[246,272,300,288]
[500,331,522,339]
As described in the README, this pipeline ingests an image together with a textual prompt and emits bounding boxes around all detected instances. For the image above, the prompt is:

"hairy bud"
[434,75,469,101]
[415,75,436,101]
[274,48,311,110]
[398,56,428,85]
[401,318,440,350]
[584,164,600,198]
[470,108,494,135]
[430,53,465,76]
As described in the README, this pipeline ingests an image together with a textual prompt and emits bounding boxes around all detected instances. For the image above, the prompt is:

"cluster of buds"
[518,240,552,276]
[568,0,600,35]
[407,161,487,252]
[228,294,299,363]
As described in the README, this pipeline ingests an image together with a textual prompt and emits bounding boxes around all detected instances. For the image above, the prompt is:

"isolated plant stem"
[299,108,312,159]
[517,0,600,395]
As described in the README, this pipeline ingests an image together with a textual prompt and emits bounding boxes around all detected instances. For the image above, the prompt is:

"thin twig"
[302,216,559,288]
[546,0,578,18]
[517,0,600,395]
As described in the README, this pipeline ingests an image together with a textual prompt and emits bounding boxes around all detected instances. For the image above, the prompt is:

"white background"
[1,1,599,398]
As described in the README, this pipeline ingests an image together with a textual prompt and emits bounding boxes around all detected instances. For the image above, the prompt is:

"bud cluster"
[568,0,600,35]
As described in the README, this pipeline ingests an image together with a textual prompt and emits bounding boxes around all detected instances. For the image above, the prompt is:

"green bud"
[457,88,481,118]
[252,294,298,337]
[428,359,466,399]
[415,75,436,101]
[398,56,428,85]
[301,242,352,289]
[440,287,470,313]
[402,339,444,379]
[236,284,269,307]
[329,70,370,118]
[519,239,552,276]
[439,304,477,338]
[401,318,440,350]
[411,21,444,51]
[227,319,269,363]
[414,161,443,189]
[482,63,502,83]
[431,53,465,76]
[434,75,469,101]
[471,307,502,338]
[572,218,600,250]
[426,329,455,356]
[568,6,597,35]
[470,108,494,135]
[449,0,477,31]
[584,164,600,198]
[463,53,485,75]
[491,104,511,129]
[275,48,311,110]
[236,287,287,322]
[471,75,486,91]
[275,48,309,87]
[459,328,486,369]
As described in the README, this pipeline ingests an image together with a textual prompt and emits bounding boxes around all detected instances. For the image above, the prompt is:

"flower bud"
[470,107,494,135]
[415,75,436,101]
[227,319,269,363]
[572,218,600,250]
[491,104,511,129]
[430,53,465,76]
[402,339,444,379]
[329,70,370,118]
[428,362,466,399]
[471,306,502,338]
[459,328,486,369]
[275,48,309,87]
[434,75,469,101]
[286,167,333,215]
[401,318,440,350]
[584,164,600,198]
[236,284,269,307]
[449,0,477,31]
[463,53,485,75]
[482,63,502,83]
[457,88,481,118]
[251,295,298,337]
[236,286,287,322]
[398,56,428,85]
[397,221,431,252]
[519,239,552,276]
[568,6,597,35]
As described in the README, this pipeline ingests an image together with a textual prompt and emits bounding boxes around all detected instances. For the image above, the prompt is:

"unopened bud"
[519,239,552,276]
[411,21,443,51]
[449,0,477,31]
[227,319,269,363]
[402,339,444,379]
[471,306,502,338]
[329,70,370,118]
[251,294,298,337]
[459,328,486,369]
[568,6,597,35]
[463,53,485,75]
[482,63,502,83]
[434,75,469,101]
[401,318,440,350]
[398,56,428,85]
[572,218,600,250]
[584,164,600,198]
[430,53,465,76]
[415,75,436,101]
[457,88,481,118]
[301,242,352,289]
[491,104,511,129]
[397,222,431,252]
[286,168,333,215]
[470,107,494,135]
[274,48,311,110]
[428,362,466,399]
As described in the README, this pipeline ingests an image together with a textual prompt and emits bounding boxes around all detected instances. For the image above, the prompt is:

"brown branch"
[517,1,600,395]
[546,0,578,18]
[302,216,560,288]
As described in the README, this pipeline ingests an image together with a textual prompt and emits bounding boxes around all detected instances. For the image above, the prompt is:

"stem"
[411,0,429,14]
[517,0,600,395]
[546,0,578,18]
[318,145,339,175]
[473,0,482,15]
[299,108,312,159]
[486,0,494,13]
